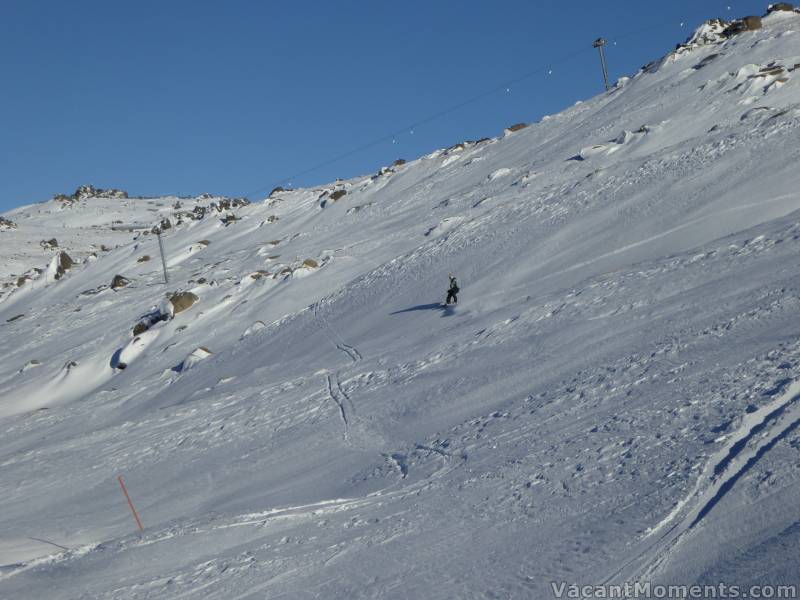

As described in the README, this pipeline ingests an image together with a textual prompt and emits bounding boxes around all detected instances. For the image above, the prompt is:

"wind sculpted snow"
[2,10,800,598]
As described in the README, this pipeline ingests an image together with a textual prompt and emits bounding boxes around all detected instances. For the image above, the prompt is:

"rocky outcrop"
[767,3,796,12]
[137,255,151,263]
[169,291,199,315]
[54,184,128,202]
[0,217,16,230]
[505,122,529,133]
[724,16,762,36]
[329,190,347,202]
[302,258,319,268]
[40,238,58,249]
[269,186,287,198]
[393,159,407,166]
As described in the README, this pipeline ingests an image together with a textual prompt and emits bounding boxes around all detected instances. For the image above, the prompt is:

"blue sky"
[0,0,769,210]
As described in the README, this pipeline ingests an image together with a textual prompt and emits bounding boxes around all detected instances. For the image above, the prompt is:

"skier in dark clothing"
[446,273,459,305]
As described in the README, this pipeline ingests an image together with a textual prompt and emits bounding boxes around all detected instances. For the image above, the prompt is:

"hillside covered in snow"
[2,6,800,598]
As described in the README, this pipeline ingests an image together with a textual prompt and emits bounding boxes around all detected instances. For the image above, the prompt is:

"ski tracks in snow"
[313,301,361,443]
[609,379,800,583]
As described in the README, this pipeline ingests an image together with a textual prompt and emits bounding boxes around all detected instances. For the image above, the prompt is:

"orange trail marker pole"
[117,475,144,532]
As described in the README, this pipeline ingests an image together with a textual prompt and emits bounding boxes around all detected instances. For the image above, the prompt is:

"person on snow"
[446,273,459,305]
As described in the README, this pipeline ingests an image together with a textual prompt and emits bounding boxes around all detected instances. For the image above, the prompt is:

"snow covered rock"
[174,346,212,373]
[0,216,16,230]
[55,184,129,202]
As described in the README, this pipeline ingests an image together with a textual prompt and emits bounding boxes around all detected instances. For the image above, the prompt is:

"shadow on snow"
[390,303,456,317]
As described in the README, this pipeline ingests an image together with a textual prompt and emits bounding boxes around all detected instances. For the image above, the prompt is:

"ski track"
[608,380,800,583]
[326,373,350,442]
[313,301,361,443]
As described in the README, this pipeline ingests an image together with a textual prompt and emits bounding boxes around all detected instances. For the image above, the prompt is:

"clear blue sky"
[0,0,769,210]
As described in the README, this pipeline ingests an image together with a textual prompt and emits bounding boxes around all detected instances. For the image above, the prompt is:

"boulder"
[302,258,319,268]
[41,238,58,249]
[393,158,407,166]
[329,190,347,202]
[137,255,151,263]
[111,275,131,289]
[54,251,74,280]
[169,291,199,314]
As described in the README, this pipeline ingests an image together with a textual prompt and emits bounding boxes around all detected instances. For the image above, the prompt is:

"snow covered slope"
[2,9,800,598]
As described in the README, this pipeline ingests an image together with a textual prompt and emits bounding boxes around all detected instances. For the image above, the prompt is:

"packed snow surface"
[2,11,800,598]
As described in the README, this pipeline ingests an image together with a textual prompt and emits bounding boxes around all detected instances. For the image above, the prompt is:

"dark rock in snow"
[54,251,74,280]
[169,291,199,314]
[505,123,529,133]
[111,275,131,289]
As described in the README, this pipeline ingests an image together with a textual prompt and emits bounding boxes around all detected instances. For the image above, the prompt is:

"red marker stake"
[117,475,144,532]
